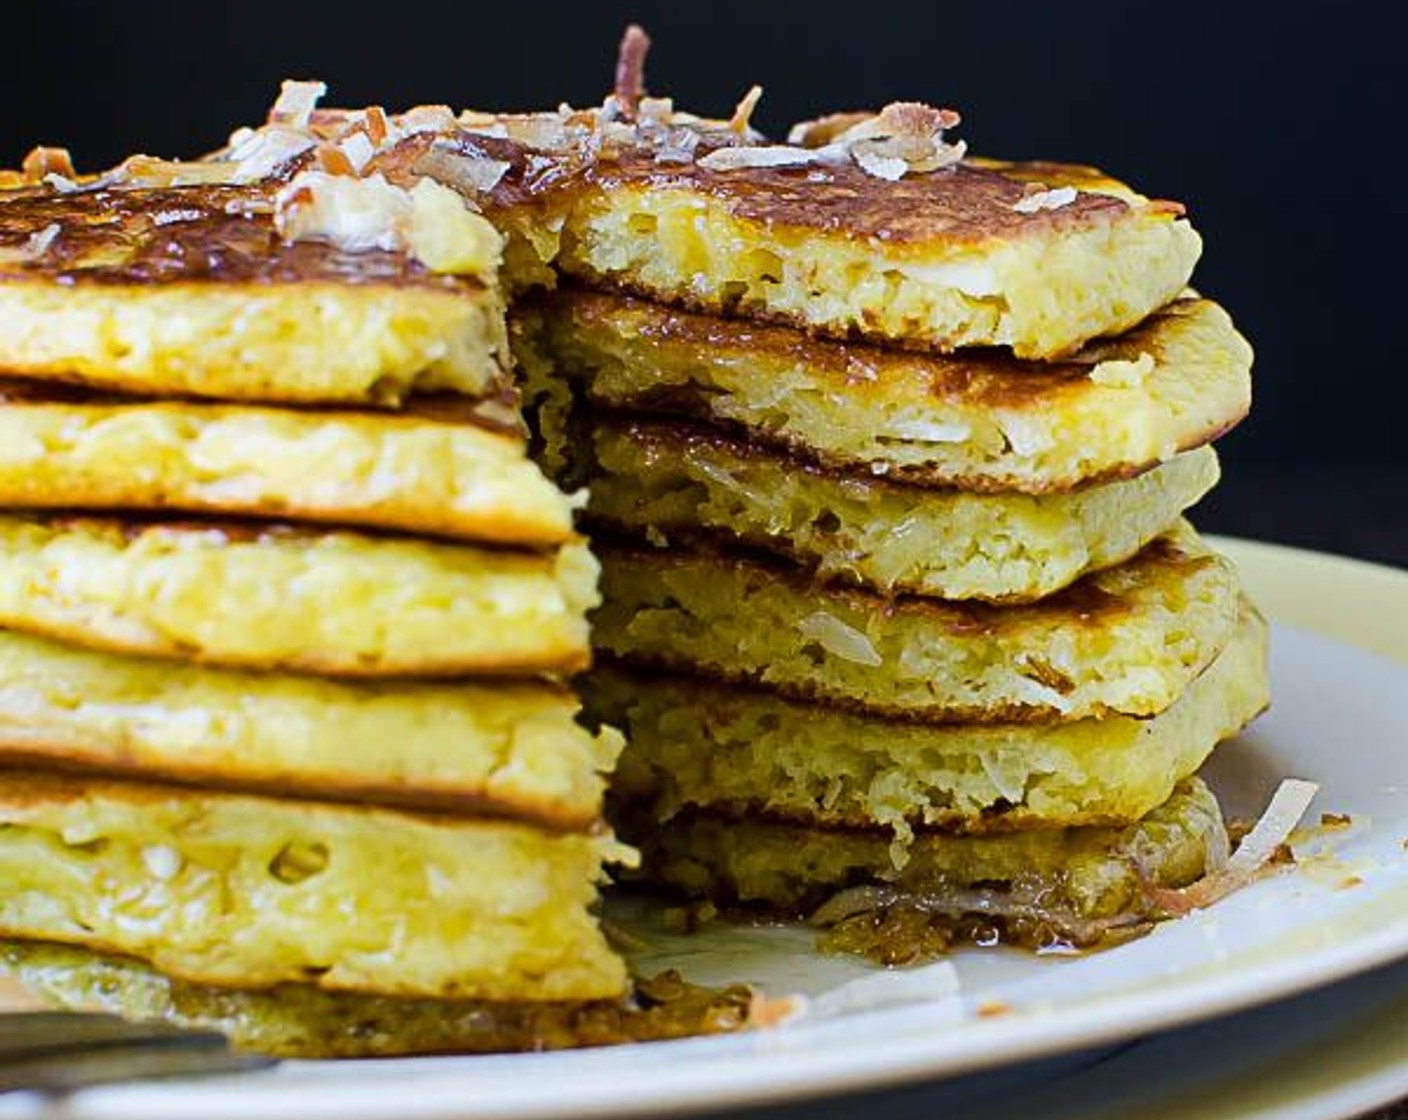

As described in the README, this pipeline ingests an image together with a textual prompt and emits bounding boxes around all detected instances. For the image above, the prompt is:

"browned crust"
[6,511,567,555]
[557,287,1188,406]
[588,411,1234,502]
[596,653,1146,726]
[597,530,1209,634]
[0,376,525,430]
[0,767,611,836]
[444,129,1135,248]
[0,185,476,291]
[2,617,591,681]
[0,492,568,552]
[0,750,597,832]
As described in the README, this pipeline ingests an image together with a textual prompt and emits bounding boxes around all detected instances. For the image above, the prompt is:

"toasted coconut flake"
[1153,779,1320,916]
[338,131,376,174]
[22,222,61,260]
[798,611,883,667]
[747,991,806,1030]
[787,111,873,148]
[698,145,819,172]
[418,145,511,195]
[399,104,459,136]
[730,85,764,135]
[798,101,966,179]
[853,147,908,181]
[614,24,652,119]
[268,79,327,130]
[1013,186,1079,214]
[224,126,317,183]
[21,147,76,184]
[314,143,357,177]
[364,106,390,146]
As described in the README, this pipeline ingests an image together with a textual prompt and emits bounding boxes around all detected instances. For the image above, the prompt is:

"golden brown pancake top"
[368,126,1138,248]
[0,184,472,291]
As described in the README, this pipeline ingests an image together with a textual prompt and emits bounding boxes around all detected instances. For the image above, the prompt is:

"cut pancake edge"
[592,520,1243,723]
[517,290,1252,492]
[595,601,1268,838]
[584,418,1221,601]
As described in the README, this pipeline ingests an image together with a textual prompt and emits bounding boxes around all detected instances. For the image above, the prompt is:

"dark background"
[3,0,1405,564]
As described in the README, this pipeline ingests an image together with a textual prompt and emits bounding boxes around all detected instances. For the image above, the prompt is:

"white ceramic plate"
[1,537,1406,1120]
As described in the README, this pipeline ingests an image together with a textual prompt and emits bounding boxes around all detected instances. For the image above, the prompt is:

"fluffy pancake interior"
[593,521,1242,722]
[513,292,1250,492]
[586,419,1219,601]
[594,604,1267,840]
[0,627,619,829]
[0,515,598,677]
[0,774,629,1002]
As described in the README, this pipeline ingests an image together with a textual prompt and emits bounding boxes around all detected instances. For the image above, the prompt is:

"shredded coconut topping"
[730,85,764,135]
[1154,779,1320,916]
[268,79,327,130]
[21,147,76,184]
[273,170,501,274]
[23,222,61,259]
[698,145,820,172]
[1013,185,1078,213]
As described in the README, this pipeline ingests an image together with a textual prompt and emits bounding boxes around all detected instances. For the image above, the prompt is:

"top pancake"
[0,181,510,405]
[475,142,1201,357]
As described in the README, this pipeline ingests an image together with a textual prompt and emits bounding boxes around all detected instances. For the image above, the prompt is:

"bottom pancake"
[592,606,1267,839]
[614,779,1228,962]
[1,942,752,1059]
[0,774,628,1003]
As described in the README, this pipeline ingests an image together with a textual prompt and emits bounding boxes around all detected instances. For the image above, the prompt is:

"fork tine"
[0,1015,273,1094]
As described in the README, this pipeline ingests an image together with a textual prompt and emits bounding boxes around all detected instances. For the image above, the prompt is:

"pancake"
[407,113,1197,356]
[0,183,509,405]
[1,942,753,1058]
[0,515,596,677]
[616,778,1229,957]
[508,154,1198,358]
[0,773,628,1001]
[593,522,1241,722]
[513,292,1251,492]
[586,419,1219,601]
[592,606,1267,839]
[0,628,618,829]
[0,382,572,546]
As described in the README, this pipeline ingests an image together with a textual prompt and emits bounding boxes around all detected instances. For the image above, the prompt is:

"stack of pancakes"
[0,133,646,1052]
[500,93,1267,955]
